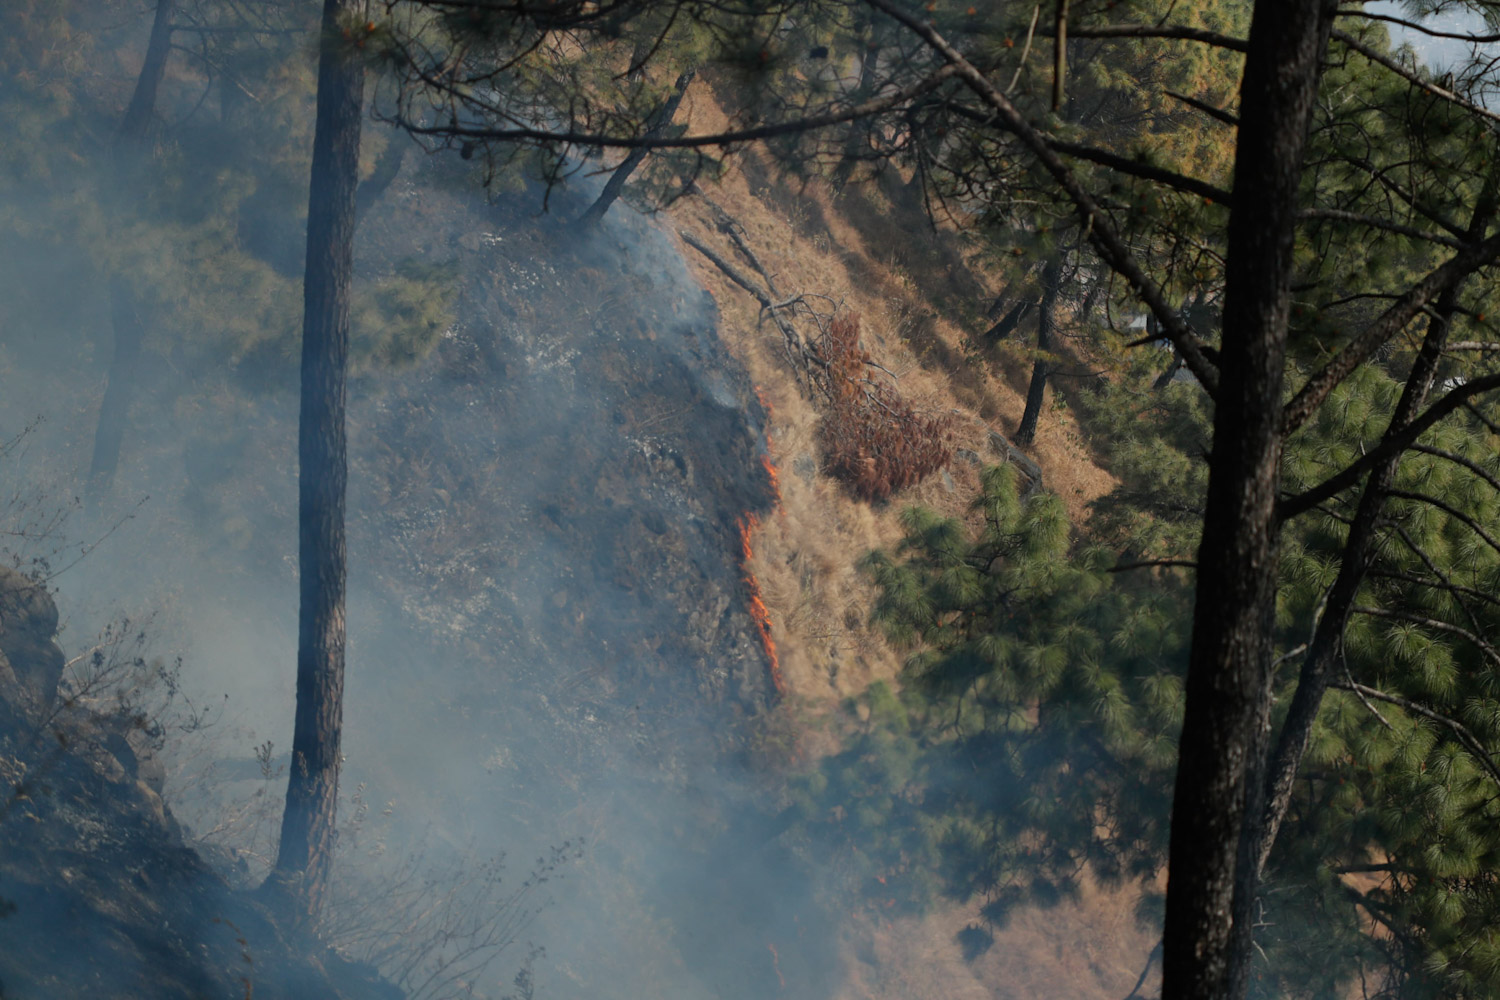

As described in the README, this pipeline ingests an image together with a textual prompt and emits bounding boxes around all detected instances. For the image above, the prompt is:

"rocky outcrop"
[0,574,401,1000]
[0,566,65,724]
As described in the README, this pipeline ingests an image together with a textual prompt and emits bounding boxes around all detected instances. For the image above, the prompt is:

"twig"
[1332,680,1500,790]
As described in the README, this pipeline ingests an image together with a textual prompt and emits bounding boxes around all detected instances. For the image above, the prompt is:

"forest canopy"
[9,1,1500,999]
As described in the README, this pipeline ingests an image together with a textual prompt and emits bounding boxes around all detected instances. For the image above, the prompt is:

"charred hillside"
[0,566,399,1000]
[1,152,842,1000]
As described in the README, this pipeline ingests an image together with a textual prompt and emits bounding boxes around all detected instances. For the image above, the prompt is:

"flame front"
[753,385,783,511]
[739,385,785,697]
[739,513,784,696]
[761,453,782,509]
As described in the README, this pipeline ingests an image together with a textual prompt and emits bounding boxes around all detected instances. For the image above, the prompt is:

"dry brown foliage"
[814,315,954,502]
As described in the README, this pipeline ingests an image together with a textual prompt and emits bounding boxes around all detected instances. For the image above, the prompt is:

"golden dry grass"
[670,87,1115,706]
[836,885,1159,1000]
[661,85,1156,1000]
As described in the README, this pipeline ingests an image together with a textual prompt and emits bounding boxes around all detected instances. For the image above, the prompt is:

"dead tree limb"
[678,229,814,381]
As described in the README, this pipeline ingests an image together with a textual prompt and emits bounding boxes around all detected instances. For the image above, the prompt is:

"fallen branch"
[678,228,813,380]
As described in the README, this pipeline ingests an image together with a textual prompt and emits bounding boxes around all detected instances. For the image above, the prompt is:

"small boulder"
[0,565,59,639]
[0,566,66,719]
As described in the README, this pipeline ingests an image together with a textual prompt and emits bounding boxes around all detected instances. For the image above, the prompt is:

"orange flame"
[738,513,785,696]
[753,386,783,512]
[761,453,782,509]
[739,385,785,697]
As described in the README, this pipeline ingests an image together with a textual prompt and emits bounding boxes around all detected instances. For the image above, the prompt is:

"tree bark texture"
[269,0,365,925]
[1152,344,1184,389]
[118,0,177,147]
[1252,291,1456,881]
[984,299,1032,343]
[1014,255,1062,446]
[88,279,147,492]
[88,0,176,496]
[576,69,695,228]
[1160,2,1334,999]
[1051,0,1069,113]
[836,15,885,185]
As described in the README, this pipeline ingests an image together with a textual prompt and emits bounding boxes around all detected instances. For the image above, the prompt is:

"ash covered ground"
[0,156,845,1000]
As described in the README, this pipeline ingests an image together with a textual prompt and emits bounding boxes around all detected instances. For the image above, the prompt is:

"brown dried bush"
[814,315,953,502]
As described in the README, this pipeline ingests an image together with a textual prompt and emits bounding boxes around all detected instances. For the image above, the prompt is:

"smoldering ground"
[0,143,861,999]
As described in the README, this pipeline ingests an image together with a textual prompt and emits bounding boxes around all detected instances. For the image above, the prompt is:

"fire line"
[738,513,785,696]
[738,385,786,697]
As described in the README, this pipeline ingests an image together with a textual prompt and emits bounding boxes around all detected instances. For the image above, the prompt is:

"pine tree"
[262,0,366,925]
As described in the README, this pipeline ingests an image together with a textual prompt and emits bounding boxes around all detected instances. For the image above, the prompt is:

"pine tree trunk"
[1151,345,1183,389]
[87,280,147,493]
[266,0,364,925]
[1160,3,1334,998]
[835,18,883,186]
[88,0,176,496]
[1251,294,1453,881]
[1014,256,1062,446]
[118,0,176,144]
[1253,159,1500,877]
[576,69,694,229]
[983,300,1031,343]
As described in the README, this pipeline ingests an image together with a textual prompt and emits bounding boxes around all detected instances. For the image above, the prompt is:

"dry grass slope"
[665,89,1156,1000]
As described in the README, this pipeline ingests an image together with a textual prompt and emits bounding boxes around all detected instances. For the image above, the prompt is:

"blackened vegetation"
[0,570,398,1000]
[328,163,836,999]
[353,165,781,723]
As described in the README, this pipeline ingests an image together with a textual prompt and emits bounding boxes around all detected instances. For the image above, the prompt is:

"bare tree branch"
[1331,29,1500,128]
[1044,23,1249,51]
[1280,372,1500,519]
[1282,232,1500,435]
[862,0,1222,394]
[392,64,959,149]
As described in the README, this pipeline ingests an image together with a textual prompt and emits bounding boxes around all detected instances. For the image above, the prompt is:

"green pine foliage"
[790,465,1188,925]
[0,1,454,386]
[806,314,1500,994]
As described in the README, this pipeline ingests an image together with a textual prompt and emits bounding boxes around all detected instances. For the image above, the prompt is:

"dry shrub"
[815,314,953,501]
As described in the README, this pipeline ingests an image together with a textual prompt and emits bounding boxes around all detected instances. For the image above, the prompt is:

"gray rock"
[0,567,65,719]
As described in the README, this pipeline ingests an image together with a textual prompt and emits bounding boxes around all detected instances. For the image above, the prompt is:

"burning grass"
[671,88,1139,1000]
[738,512,784,697]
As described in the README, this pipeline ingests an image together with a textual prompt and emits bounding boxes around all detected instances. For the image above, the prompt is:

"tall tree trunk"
[1014,255,1062,446]
[1051,0,1069,113]
[88,0,176,496]
[118,0,177,145]
[1152,344,1184,389]
[835,15,884,186]
[88,280,148,493]
[576,69,695,229]
[1252,288,1456,880]
[265,0,365,926]
[1159,2,1334,999]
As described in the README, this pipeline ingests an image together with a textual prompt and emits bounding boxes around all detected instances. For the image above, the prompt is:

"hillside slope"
[666,91,1158,1000]
[0,566,400,1000]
